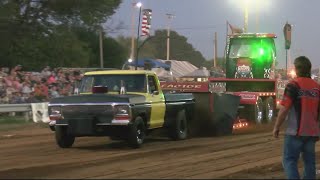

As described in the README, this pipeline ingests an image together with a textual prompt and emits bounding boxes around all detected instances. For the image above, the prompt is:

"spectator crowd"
[0,65,83,104]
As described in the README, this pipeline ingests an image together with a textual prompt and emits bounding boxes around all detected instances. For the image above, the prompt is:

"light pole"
[130,1,138,62]
[135,2,142,70]
[166,13,175,61]
[130,2,135,62]
[243,0,249,33]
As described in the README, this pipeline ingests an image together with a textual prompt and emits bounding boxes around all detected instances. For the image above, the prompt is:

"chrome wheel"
[136,128,143,144]
[255,97,263,124]
[264,97,275,123]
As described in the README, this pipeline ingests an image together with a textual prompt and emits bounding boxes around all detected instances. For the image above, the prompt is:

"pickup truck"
[48,70,195,148]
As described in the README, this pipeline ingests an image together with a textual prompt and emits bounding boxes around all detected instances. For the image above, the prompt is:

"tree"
[146,30,207,67]
[118,30,207,68]
[205,58,226,71]
[73,26,127,69]
[0,0,123,70]
[116,35,158,60]
[0,0,121,32]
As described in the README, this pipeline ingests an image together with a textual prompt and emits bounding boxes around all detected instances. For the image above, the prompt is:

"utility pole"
[214,32,218,68]
[166,13,175,61]
[255,1,259,33]
[99,27,104,68]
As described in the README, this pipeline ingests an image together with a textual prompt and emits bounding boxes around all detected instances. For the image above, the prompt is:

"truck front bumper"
[49,119,131,135]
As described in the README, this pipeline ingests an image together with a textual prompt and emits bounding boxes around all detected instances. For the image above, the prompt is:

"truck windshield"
[229,38,276,61]
[79,74,146,93]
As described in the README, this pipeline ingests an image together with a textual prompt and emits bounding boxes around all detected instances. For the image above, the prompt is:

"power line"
[109,24,226,31]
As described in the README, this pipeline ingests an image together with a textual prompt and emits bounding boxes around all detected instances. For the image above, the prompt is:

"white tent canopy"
[157,59,198,78]
[182,67,210,78]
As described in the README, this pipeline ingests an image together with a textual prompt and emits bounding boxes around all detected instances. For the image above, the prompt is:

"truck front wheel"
[169,110,188,140]
[55,126,75,148]
[127,117,145,148]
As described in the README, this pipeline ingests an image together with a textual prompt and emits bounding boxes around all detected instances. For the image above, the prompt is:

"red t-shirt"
[281,77,320,136]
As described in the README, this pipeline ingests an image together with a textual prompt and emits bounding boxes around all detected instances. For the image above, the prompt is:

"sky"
[109,0,320,70]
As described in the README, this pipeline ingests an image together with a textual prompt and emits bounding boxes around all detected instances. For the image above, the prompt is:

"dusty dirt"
[1,123,320,179]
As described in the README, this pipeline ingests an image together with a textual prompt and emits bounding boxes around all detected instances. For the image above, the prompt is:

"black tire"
[251,97,263,124]
[55,126,75,148]
[127,117,145,148]
[215,117,234,136]
[49,125,55,131]
[264,97,275,123]
[169,110,188,140]
[109,136,122,141]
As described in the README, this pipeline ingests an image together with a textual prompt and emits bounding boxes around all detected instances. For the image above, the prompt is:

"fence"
[0,103,49,122]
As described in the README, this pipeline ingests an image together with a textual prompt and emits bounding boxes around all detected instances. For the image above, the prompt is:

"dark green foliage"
[116,30,209,68]
[0,0,126,71]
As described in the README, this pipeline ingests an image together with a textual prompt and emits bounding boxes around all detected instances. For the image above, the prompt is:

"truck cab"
[226,33,277,79]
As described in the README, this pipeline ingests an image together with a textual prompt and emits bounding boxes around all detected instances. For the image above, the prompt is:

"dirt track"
[1,123,320,179]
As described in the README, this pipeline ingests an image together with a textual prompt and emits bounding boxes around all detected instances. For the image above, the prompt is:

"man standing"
[72,71,82,95]
[273,56,320,179]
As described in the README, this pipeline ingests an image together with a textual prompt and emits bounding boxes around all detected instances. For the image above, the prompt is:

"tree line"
[0,0,219,71]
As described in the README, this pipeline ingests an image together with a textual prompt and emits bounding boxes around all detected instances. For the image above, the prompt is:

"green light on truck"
[229,38,275,63]
[259,48,264,55]
[250,41,273,63]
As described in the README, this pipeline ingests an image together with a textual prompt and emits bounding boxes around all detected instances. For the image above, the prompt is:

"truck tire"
[264,97,275,123]
[55,126,75,148]
[169,110,188,140]
[127,117,145,148]
[215,120,233,136]
[109,136,122,141]
[250,97,263,124]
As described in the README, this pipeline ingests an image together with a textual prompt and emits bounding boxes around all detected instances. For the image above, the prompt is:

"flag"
[141,9,152,36]
[227,21,243,34]
[141,14,150,36]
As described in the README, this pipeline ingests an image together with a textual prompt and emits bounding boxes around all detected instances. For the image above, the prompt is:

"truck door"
[146,75,166,128]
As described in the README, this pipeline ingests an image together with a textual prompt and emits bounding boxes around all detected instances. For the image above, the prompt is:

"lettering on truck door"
[147,75,166,128]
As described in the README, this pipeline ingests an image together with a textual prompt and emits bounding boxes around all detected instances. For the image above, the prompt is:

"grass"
[0,117,30,124]
[0,115,35,132]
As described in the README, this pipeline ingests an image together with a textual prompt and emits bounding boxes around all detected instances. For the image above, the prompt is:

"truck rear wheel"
[55,126,75,148]
[264,97,275,123]
[250,97,263,124]
[169,110,188,140]
[127,117,145,148]
[215,119,234,136]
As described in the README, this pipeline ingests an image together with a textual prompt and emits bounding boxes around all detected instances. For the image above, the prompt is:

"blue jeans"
[283,135,318,179]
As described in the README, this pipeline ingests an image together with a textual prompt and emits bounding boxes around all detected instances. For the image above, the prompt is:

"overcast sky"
[109,0,320,70]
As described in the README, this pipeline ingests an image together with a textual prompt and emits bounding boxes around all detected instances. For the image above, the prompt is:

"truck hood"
[49,94,146,105]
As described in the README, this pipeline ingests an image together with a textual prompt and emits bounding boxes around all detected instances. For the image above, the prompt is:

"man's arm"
[273,105,290,138]
[273,106,289,138]
[318,101,320,122]
[273,81,298,138]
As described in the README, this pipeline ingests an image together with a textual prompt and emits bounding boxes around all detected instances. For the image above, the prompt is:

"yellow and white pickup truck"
[48,70,195,148]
